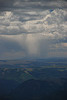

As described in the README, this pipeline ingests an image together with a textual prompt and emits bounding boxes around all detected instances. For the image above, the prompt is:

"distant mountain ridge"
[0,57,67,62]
[0,57,67,66]
[0,79,19,97]
[4,78,67,100]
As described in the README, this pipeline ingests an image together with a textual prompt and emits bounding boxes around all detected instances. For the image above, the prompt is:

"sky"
[0,0,67,60]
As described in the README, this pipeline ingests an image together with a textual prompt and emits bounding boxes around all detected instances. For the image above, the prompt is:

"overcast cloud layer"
[0,0,67,60]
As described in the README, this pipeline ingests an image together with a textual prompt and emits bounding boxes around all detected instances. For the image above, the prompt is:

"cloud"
[0,1,67,59]
[0,9,67,39]
[0,0,67,11]
[0,11,28,35]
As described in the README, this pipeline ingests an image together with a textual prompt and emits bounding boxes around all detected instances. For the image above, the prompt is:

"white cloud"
[0,9,67,39]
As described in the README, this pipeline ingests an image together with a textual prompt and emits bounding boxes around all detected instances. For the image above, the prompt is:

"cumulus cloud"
[0,9,67,39]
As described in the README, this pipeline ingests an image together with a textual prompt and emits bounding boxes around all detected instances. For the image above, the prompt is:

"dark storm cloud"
[0,0,14,8]
[56,37,67,43]
[0,0,67,11]
[51,37,67,44]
